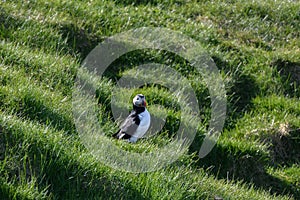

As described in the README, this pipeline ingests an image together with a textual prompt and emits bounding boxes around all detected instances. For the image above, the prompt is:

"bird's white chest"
[133,109,150,138]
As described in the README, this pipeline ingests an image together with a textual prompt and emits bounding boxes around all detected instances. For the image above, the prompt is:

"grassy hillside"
[0,0,299,199]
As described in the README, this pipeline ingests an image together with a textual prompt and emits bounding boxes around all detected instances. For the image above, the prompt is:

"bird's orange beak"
[143,100,147,107]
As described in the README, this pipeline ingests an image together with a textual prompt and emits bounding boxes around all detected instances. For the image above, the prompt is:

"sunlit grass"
[0,0,299,199]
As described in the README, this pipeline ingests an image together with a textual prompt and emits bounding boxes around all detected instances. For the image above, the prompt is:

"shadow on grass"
[0,8,102,61]
[0,179,32,200]
[0,184,12,200]
[18,93,75,134]
[204,54,299,198]
[114,0,185,6]
[271,59,300,98]
[0,8,23,41]
[114,0,158,6]
[212,55,260,130]
[189,137,300,199]
[268,127,300,167]
[0,124,149,200]
[0,9,70,55]
[58,22,104,59]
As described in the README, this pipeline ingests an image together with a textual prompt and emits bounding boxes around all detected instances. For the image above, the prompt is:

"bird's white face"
[133,94,147,107]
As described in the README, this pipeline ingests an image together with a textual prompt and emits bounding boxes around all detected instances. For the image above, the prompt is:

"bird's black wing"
[113,110,140,139]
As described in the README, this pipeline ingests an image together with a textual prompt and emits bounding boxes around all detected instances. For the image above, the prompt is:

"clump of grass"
[1,0,300,199]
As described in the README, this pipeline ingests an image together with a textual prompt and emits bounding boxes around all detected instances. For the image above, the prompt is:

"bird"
[113,94,151,143]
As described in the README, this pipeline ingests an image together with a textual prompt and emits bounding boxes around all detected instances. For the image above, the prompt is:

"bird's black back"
[113,104,145,139]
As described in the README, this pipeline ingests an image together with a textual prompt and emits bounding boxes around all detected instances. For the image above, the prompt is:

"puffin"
[113,94,151,143]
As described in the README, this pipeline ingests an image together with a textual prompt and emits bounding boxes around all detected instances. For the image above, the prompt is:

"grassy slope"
[0,0,299,199]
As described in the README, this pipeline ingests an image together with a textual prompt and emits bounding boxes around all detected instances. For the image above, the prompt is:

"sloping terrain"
[0,0,299,199]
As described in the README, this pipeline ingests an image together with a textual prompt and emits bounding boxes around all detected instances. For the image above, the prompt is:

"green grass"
[1,0,299,199]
